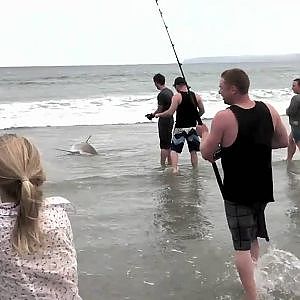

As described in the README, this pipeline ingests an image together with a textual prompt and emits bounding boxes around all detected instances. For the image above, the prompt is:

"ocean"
[0,61,299,128]
[1,62,300,299]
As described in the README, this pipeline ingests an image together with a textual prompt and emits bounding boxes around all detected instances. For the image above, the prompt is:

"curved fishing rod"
[154,0,186,84]
[154,0,198,115]
[154,0,225,198]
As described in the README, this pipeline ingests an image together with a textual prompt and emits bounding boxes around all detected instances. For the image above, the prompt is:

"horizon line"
[1,53,299,68]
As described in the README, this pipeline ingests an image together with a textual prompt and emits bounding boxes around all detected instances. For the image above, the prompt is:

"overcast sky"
[0,0,299,67]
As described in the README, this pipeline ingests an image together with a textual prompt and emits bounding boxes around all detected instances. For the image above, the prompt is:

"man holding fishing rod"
[153,0,205,174]
[146,73,174,166]
[197,68,288,300]
[155,77,204,174]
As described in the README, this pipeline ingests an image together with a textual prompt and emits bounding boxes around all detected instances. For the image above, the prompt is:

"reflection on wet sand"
[286,160,300,234]
[153,168,213,251]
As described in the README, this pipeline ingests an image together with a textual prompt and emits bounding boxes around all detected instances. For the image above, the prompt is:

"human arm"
[155,93,180,118]
[153,104,164,115]
[267,104,288,149]
[197,111,227,162]
[145,95,165,120]
[145,104,164,120]
[196,94,205,117]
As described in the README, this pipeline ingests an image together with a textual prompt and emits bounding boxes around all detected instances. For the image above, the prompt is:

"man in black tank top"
[196,69,288,300]
[147,73,174,166]
[155,77,205,174]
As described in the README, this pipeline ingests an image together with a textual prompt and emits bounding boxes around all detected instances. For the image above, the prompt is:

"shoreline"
[1,113,291,130]
[2,115,294,165]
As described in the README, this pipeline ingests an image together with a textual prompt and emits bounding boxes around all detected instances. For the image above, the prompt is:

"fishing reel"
[145,113,155,120]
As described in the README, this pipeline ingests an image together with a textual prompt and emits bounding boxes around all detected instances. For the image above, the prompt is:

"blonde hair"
[0,134,46,254]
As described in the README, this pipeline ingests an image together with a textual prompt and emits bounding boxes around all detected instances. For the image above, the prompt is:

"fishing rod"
[154,0,225,198]
[154,0,186,85]
[154,0,199,119]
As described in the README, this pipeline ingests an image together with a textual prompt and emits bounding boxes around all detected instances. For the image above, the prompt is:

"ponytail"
[0,134,45,255]
[12,178,43,254]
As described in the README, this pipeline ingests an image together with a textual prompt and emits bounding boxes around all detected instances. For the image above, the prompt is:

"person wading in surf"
[155,76,204,174]
[286,78,300,161]
[146,73,174,166]
[197,69,288,300]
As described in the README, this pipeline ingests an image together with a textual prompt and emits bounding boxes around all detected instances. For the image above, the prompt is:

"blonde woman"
[0,134,81,299]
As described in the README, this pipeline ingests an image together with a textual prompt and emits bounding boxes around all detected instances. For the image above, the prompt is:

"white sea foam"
[0,89,294,129]
[255,247,300,299]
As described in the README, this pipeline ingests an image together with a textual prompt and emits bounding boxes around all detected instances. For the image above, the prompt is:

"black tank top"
[221,101,274,204]
[175,91,199,128]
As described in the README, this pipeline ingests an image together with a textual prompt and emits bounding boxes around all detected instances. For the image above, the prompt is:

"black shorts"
[224,201,269,251]
[291,125,300,143]
[158,118,174,149]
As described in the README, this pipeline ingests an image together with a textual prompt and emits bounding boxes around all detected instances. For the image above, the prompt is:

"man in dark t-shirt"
[147,73,174,166]
[286,78,300,160]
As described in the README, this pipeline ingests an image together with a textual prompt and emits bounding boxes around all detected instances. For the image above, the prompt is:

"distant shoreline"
[184,53,300,64]
[1,53,300,68]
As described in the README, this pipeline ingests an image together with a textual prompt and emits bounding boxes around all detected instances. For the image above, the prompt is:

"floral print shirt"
[0,197,82,300]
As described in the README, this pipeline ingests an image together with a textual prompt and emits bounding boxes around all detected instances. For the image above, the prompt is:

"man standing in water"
[146,73,174,166]
[197,69,288,300]
[286,78,300,161]
[155,77,204,174]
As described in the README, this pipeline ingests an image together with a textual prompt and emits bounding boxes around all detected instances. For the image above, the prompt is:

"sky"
[0,0,299,67]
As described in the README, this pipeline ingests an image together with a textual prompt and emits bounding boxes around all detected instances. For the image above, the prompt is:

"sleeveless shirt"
[175,91,199,128]
[221,101,274,205]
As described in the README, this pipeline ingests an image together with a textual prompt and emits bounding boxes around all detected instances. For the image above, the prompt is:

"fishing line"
[154,0,225,198]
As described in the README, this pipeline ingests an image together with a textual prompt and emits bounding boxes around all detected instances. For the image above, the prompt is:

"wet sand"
[2,117,300,300]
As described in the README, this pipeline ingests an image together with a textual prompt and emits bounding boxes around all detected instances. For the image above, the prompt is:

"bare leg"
[166,149,172,165]
[250,239,259,263]
[160,149,171,166]
[190,151,198,168]
[170,150,179,174]
[296,141,300,153]
[235,250,257,300]
[287,133,296,161]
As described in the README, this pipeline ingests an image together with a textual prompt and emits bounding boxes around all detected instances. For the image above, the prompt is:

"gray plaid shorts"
[224,200,269,251]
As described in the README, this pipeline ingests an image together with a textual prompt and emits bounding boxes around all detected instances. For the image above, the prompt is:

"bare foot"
[172,166,179,175]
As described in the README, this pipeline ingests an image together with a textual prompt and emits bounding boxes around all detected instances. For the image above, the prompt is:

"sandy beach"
[1,116,299,300]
